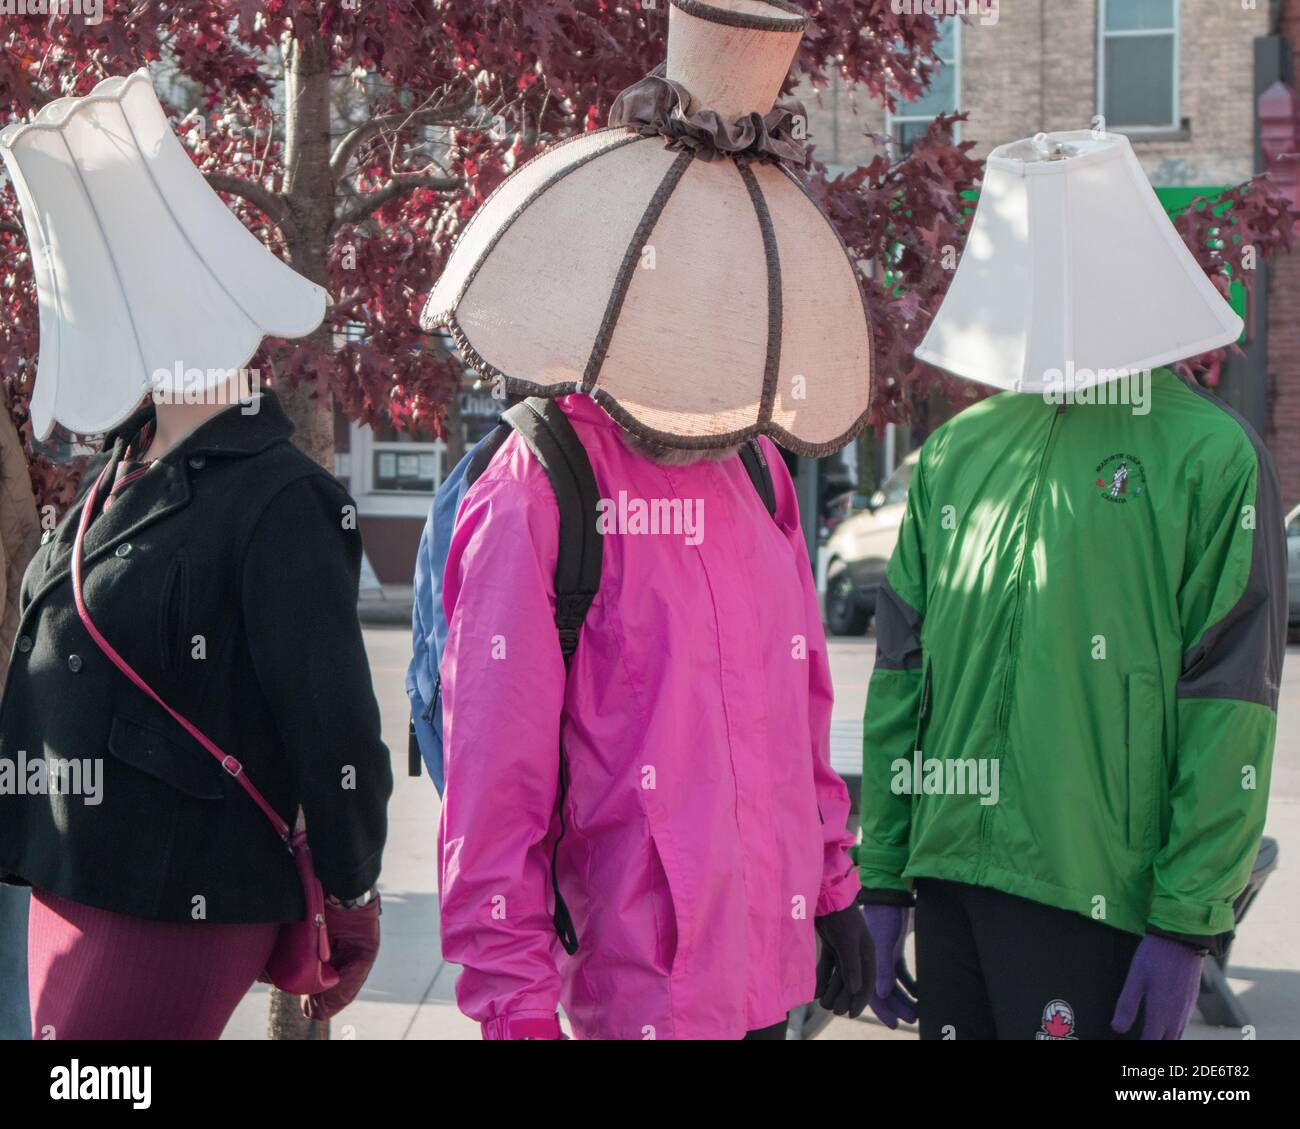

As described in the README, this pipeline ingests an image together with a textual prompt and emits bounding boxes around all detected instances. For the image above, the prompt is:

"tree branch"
[203,172,292,233]
[329,89,476,182]
[333,174,463,231]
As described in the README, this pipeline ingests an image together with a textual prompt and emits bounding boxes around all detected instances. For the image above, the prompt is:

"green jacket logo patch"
[1095,453,1147,503]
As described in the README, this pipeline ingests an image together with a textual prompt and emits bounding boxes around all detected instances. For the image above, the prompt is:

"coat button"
[40,530,53,545]
[189,455,206,470]
[17,636,32,653]
[67,654,83,673]
[115,543,132,558]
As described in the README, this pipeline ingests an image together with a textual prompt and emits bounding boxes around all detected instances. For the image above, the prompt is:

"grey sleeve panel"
[874,578,924,671]
[1177,427,1287,712]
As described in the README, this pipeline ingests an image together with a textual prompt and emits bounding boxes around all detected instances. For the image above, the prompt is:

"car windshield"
[880,461,914,506]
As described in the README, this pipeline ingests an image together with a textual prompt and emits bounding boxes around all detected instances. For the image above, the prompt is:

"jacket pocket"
[912,658,934,761]
[1125,672,1160,855]
[645,827,681,976]
[107,710,224,801]
[157,552,191,680]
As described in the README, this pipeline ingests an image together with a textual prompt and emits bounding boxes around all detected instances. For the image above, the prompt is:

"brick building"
[1267,0,1300,508]
[803,0,1300,505]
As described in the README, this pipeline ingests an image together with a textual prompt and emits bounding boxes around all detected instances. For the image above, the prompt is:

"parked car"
[823,450,919,635]
[1287,503,1300,636]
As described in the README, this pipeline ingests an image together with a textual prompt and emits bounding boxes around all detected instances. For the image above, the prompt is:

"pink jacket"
[437,394,858,1040]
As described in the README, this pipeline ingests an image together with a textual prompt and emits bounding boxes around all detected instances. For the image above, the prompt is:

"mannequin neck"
[146,372,253,460]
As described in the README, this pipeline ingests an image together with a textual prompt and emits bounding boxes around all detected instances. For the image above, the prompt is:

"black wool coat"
[0,392,392,922]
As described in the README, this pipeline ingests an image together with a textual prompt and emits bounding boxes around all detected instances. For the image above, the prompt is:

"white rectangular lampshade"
[915,130,1243,394]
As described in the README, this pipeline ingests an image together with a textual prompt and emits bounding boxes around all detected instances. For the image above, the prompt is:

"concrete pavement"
[222,628,1300,1040]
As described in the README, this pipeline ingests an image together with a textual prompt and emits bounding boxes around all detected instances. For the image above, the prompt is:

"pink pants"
[28,889,278,1040]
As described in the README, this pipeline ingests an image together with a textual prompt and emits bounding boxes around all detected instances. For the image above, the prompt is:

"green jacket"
[859,368,1286,943]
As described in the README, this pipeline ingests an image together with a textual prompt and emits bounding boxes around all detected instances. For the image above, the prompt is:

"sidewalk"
[223,628,1300,1039]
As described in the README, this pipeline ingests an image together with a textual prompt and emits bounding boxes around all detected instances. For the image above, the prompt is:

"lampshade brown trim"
[419,127,642,330]
[736,160,783,428]
[442,310,871,458]
[670,0,810,32]
[774,160,876,402]
[583,149,695,391]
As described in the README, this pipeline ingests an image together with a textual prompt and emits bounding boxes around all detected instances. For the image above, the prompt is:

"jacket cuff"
[320,848,384,903]
[856,860,910,895]
[1147,926,1231,961]
[815,866,861,917]
[857,886,916,907]
[1148,894,1236,939]
[481,1011,566,1040]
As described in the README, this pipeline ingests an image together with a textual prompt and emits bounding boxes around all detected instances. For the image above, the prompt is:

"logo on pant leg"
[1036,999,1078,1040]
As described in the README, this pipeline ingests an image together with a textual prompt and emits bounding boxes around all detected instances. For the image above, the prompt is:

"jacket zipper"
[422,673,440,724]
[976,402,1067,883]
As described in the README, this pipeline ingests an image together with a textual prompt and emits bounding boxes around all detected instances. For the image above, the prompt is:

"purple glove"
[1111,934,1203,1040]
[861,903,919,1029]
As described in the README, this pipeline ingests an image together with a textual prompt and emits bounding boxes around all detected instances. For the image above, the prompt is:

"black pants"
[915,878,1143,1040]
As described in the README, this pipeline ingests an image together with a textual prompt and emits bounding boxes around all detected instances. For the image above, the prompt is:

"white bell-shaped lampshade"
[915,130,1243,394]
[0,69,327,439]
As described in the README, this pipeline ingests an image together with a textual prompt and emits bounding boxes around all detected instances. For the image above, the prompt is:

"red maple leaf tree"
[1,1,1292,517]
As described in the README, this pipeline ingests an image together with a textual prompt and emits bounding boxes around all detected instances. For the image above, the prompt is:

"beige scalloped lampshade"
[421,0,873,456]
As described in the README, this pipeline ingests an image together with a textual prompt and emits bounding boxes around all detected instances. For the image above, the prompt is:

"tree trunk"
[268,25,336,1043]
[279,27,337,472]
[267,985,328,1041]
[443,379,465,468]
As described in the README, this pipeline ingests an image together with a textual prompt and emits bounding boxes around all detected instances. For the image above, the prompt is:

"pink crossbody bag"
[71,459,339,996]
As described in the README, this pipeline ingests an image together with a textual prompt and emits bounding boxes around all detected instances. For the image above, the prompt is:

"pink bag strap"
[71,460,293,847]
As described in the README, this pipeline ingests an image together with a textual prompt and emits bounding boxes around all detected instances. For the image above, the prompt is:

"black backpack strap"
[739,438,777,518]
[501,397,602,956]
[464,421,513,486]
[501,398,603,651]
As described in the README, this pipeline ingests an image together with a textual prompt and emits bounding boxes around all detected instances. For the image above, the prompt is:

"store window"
[347,415,446,518]
[886,19,960,155]
[1098,0,1180,133]
[368,421,443,494]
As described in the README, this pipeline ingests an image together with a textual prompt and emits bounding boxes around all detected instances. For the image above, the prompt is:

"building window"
[368,421,444,494]
[1098,0,1180,133]
[348,416,447,518]
[886,18,961,155]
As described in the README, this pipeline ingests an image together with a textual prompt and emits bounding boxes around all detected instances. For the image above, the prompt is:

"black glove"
[814,904,876,1018]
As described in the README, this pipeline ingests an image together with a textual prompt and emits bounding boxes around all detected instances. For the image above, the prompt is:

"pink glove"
[303,897,381,1021]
